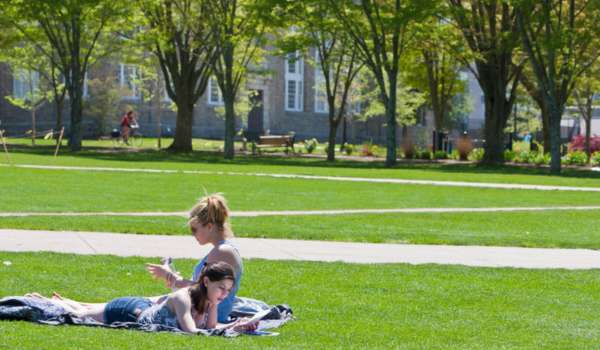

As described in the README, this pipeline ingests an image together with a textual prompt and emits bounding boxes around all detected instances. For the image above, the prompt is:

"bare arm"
[205,302,218,329]
[170,291,201,333]
[145,263,195,290]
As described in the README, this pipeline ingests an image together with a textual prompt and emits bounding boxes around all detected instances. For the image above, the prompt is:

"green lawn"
[2,210,600,249]
[1,252,600,349]
[1,147,600,248]
[1,166,600,214]
[3,144,600,188]
[4,136,245,152]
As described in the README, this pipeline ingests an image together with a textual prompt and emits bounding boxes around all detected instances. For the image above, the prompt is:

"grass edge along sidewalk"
[2,209,600,250]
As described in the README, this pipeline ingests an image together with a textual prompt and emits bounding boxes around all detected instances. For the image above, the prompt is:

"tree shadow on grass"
[5,143,600,180]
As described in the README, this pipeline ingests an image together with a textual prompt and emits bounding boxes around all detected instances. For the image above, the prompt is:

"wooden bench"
[254,134,295,154]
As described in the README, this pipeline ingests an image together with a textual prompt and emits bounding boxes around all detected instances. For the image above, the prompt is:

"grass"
[4,136,245,152]
[2,166,600,214]
[1,146,600,249]
[3,143,600,188]
[2,210,600,249]
[1,252,600,349]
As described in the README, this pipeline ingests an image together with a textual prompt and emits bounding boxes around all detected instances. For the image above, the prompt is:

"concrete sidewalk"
[2,229,600,269]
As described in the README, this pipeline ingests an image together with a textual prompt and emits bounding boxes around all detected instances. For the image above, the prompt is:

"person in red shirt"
[120,111,136,144]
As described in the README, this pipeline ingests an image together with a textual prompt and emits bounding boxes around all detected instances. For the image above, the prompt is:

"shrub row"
[300,138,600,167]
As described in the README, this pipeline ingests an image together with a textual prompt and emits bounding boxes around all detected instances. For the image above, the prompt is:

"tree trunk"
[68,84,83,151]
[31,109,36,146]
[385,77,398,167]
[54,98,64,146]
[153,75,162,150]
[585,114,591,159]
[168,100,194,153]
[327,117,339,162]
[340,117,347,152]
[541,104,551,152]
[548,100,563,174]
[481,94,510,164]
[223,94,236,159]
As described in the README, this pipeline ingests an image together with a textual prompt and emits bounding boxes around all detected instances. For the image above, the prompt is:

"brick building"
[0,51,439,147]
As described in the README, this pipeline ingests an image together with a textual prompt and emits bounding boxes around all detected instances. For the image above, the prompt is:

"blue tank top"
[192,240,242,323]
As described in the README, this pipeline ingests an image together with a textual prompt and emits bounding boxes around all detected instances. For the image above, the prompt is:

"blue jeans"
[104,297,152,324]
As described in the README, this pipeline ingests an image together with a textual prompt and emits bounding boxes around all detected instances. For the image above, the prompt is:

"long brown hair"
[188,261,235,314]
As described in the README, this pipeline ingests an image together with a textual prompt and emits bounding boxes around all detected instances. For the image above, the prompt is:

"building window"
[60,73,88,99]
[207,77,223,105]
[352,101,362,115]
[12,70,40,99]
[285,51,303,111]
[314,50,328,114]
[83,72,89,98]
[119,64,140,100]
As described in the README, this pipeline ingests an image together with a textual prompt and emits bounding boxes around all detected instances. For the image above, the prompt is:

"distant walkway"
[3,163,600,192]
[2,205,600,218]
[1,229,600,269]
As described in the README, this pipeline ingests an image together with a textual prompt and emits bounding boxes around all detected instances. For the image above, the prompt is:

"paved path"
[1,205,600,218]
[2,229,600,269]
[3,163,600,192]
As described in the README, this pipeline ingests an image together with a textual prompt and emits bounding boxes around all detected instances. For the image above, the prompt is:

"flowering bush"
[343,143,355,155]
[361,142,379,157]
[562,151,588,166]
[504,150,516,162]
[417,149,432,160]
[304,138,318,154]
[533,152,550,165]
[590,152,600,166]
[450,150,460,160]
[469,148,484,161]
[568,135,600,153]
[513,151,533,163]
[433,150,448,160]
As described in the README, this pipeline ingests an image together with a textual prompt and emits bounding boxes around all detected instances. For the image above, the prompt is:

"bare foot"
[51,292,64,300]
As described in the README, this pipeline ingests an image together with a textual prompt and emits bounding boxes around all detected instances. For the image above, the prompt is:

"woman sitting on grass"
[26,262,256,333]
[145,193,243,323]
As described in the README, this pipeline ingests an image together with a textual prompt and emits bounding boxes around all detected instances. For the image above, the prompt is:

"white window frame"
[313,50,328,114]
[207,77,224,105]
[13,70,40,100]
[119,63,140,100]
[285,51,304,112]
[82,72,89,98]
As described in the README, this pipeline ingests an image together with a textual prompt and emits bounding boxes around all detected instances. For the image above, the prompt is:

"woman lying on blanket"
[26,262,257,333]
[145,193,243,323]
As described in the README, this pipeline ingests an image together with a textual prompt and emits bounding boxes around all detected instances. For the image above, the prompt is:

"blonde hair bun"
[189,193,232,237]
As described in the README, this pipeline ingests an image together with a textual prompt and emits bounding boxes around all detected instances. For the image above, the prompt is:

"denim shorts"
[104,297,152,324]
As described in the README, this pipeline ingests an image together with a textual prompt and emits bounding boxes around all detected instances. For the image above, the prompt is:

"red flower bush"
[569,135,600,153]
